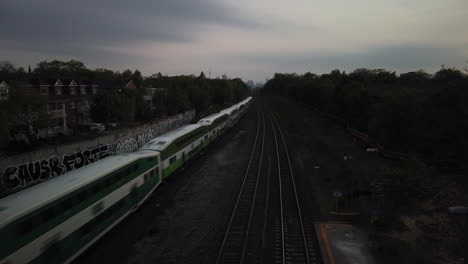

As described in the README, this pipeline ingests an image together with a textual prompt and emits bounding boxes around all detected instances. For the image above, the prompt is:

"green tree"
[91,87,151,123]
[0,61,16,73]
[368,90,419,152]
[152,89,168,117]
[166,86,190,115]
[132,69,143,89]
[5,83,53,143]
[190,83,211,114]
[335,81,370,128]
[120,69,133,81]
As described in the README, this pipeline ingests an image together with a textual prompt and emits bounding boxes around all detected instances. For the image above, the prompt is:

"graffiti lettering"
[40,160,51,180]
[1,110,195,191]
[1,145,110,189]
[3,167,19,189]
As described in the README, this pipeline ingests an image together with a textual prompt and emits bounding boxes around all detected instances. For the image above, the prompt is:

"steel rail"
[215,104,266,264]
[268,108,311,264]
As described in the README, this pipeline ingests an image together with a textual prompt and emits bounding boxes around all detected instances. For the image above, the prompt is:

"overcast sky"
[1,0,467,82]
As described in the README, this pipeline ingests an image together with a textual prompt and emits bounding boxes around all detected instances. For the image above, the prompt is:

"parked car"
[87,123,106,133]
[104,122,118,130]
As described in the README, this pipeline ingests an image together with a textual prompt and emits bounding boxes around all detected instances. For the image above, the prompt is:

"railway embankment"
[264,95,467,264]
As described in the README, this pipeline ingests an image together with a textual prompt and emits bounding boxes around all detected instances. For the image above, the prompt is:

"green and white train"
[0,97,252,264]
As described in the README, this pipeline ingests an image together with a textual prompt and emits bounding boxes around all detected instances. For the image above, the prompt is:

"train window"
[144,173,149,182]
[92,183,101,194]
[42,207,56,222]
[205,135,208,140]
[133,164,139,172]
[108,203,116,214]
[130,184,138,199]
[80,222,92,237]
[169,156,176,164]
[116,171,124,181]
[78,190,87,203]
[18,219,33,235]
[61,198,73,211]
[105,177,112,188]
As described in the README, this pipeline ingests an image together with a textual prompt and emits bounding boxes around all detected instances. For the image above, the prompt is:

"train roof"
[0,151,154,227]
[197,112,228,126]
[140,124,202,151]
[239,97,252,105]
[234,97,251,107]
[220,104,239,115]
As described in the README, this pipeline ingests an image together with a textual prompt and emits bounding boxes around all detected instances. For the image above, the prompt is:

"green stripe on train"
[0,157,158,261]
[160,126,209,160]
[160,136,214,179]
[30,174,161,264]
[162,157,184,179]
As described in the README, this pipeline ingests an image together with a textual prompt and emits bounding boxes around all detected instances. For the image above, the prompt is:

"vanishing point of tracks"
[216,103,322,264]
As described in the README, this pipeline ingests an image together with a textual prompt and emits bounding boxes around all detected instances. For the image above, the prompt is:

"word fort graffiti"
[2,145,110,189]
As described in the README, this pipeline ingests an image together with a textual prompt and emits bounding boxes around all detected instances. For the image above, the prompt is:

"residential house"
[0,81,9,100]
[1,78,143,141]
[1,79,99,139]
[142,87,167,112]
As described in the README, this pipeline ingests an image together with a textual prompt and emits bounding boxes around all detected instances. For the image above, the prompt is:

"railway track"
[268,110,320,264]
[216,103,322,264]
[216,105,266,264]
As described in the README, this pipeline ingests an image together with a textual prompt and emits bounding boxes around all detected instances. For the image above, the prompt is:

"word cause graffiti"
[2,145,110,188]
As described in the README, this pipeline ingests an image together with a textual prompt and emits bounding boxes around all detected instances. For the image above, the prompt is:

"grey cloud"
[236,44,467,71]
[0,0,258,55]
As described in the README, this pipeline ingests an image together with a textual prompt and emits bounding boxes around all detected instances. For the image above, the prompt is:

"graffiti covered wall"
[0,110,195,196]
[2,145,111,189]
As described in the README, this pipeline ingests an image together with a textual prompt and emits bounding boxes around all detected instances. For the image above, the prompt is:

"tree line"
[91,71,250,123]
[0,60,250,123]
[263,68,468,170]
[0,60,250,148]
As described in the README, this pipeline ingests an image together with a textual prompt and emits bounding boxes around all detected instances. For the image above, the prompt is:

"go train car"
[235,97,252,117]
[0,151,161,264]
[0,96,253,264]
[140,124,208,178]
[197,112,230,144]
[141,111,231,179]
[220,105,240,127]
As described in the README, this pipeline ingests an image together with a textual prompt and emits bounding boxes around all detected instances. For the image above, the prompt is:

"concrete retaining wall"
[0,110,195,197]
